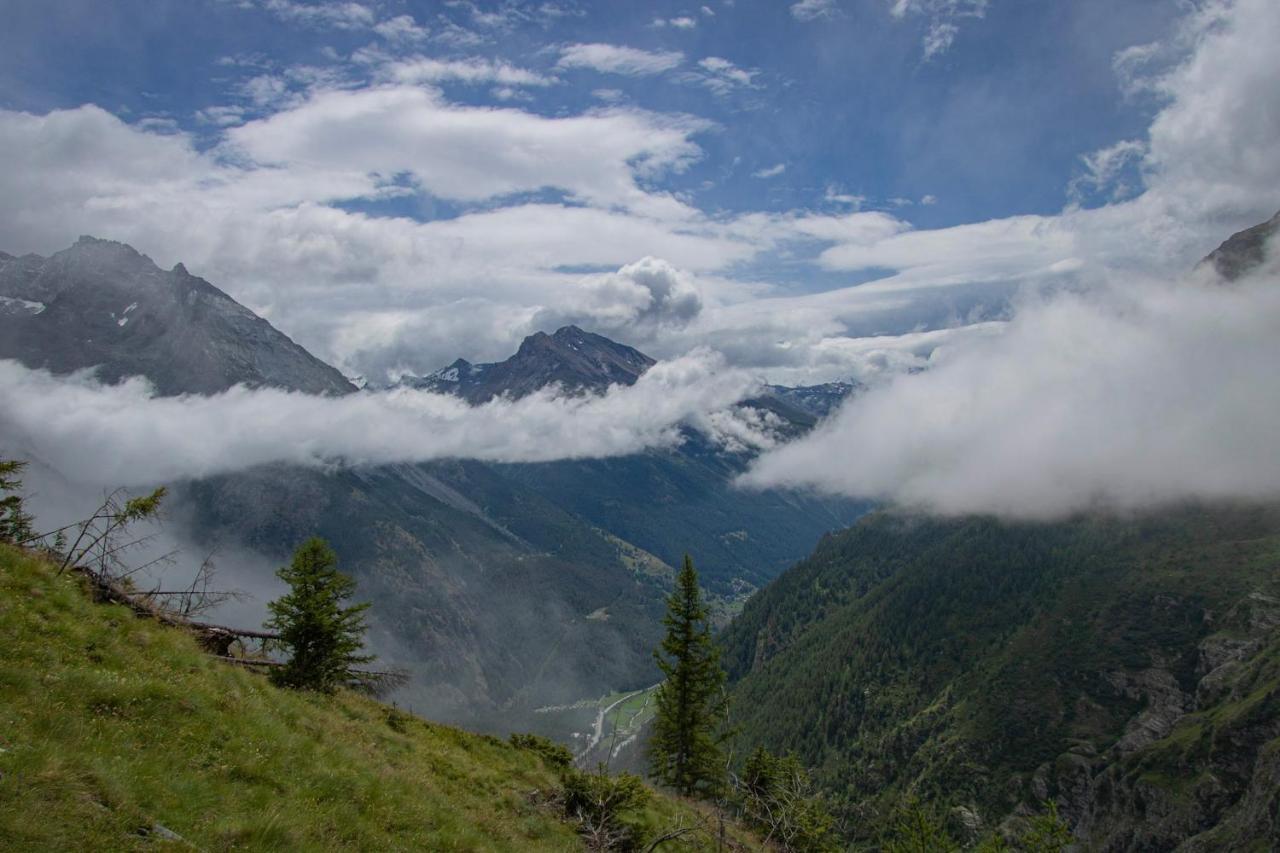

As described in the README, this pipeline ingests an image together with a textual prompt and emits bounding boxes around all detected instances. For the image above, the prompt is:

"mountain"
[393,325,865,593]
[763,381,860,419]
[717,215,1280,847]
[720,505,1280,848]
[0,236,863,733]
[1199,209,1280,282]
[0,236,354,396]
[399,324,655,403]
[0,542,760,851]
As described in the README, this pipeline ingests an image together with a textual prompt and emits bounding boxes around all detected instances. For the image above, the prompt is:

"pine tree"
[266,537,373,692]
[649,554,728,797]
[0,459,34,545]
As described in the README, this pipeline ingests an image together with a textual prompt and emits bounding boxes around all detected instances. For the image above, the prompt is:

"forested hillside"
[721,504,1280,848]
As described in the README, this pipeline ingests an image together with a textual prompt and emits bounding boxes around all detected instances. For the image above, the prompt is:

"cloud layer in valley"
[743,264,1280,517]
[0,350,775,489]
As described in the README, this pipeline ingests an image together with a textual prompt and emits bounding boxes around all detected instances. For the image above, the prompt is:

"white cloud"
[255,0,374,30]
[0,350,764,488]
[1069,138,1146,202]
[222,86,707,213]
[195,105,247,127]
[652,16,698,30]
[743,269,1280,517]
[682,56,757,96]
[383,56,554,87]
[888,0,989,60]
[556,43,684,76]
[534,256,705,336]
[752,163,786,179]
[791,0,838,22]
[921,21,958,60]
[372,14,430,43]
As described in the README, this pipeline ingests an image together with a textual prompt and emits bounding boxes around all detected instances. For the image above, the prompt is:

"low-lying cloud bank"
[0,349,769,489]
[741,268,1280,518]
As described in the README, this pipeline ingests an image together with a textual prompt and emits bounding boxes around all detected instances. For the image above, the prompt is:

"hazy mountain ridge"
[0,236,355,396]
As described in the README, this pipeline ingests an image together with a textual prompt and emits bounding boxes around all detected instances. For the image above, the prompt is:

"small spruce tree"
[266,537,372,692]
[0,459,34,545]
[649,554,728,797]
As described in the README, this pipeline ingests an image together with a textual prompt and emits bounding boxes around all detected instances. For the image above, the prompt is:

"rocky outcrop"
[1046,588,1280,850]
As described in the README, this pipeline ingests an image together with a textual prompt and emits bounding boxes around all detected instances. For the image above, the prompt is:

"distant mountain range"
[0,235,865,731]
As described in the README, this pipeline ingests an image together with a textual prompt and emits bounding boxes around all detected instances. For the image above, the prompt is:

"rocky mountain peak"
[0,236,355,397]
[400,325,656,404]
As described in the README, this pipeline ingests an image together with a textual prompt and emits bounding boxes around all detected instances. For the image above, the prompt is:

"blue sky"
[0,0,1276,383]
[3,0,1175,223]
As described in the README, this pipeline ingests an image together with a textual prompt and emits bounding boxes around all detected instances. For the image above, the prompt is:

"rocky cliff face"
[0,236,354,396]
[1048,589,1280,851]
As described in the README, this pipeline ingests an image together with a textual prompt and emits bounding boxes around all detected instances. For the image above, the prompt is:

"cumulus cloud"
[752,163,786,179]
[556,43,684,76]
[534,256,704,336]
[742,268,1280,517]
[0,350,765,489]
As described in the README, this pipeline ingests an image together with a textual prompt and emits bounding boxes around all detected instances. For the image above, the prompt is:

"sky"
[3,0,1273,384]
[2,0,1279,518]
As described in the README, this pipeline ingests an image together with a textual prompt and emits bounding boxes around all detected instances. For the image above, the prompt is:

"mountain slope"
[0,235,862,732]
[1199,209,1280,282]
[176,460,670,726]
[0,236,354,396]
[720,505,1280,847]
[400,327,865,591]
[0,543,755,851]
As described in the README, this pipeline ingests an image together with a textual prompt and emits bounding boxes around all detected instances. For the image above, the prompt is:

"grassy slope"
[0,544,750,852]
[721,504,1280,844]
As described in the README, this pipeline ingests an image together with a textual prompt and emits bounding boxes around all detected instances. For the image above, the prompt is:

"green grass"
[0,544,755,851]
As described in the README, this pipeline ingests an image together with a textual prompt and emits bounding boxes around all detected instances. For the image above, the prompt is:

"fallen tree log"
[69,562,407,696]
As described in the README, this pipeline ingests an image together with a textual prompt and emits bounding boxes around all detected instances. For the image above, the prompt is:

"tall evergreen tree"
[266,537,372,692]
[649,554,728,797]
